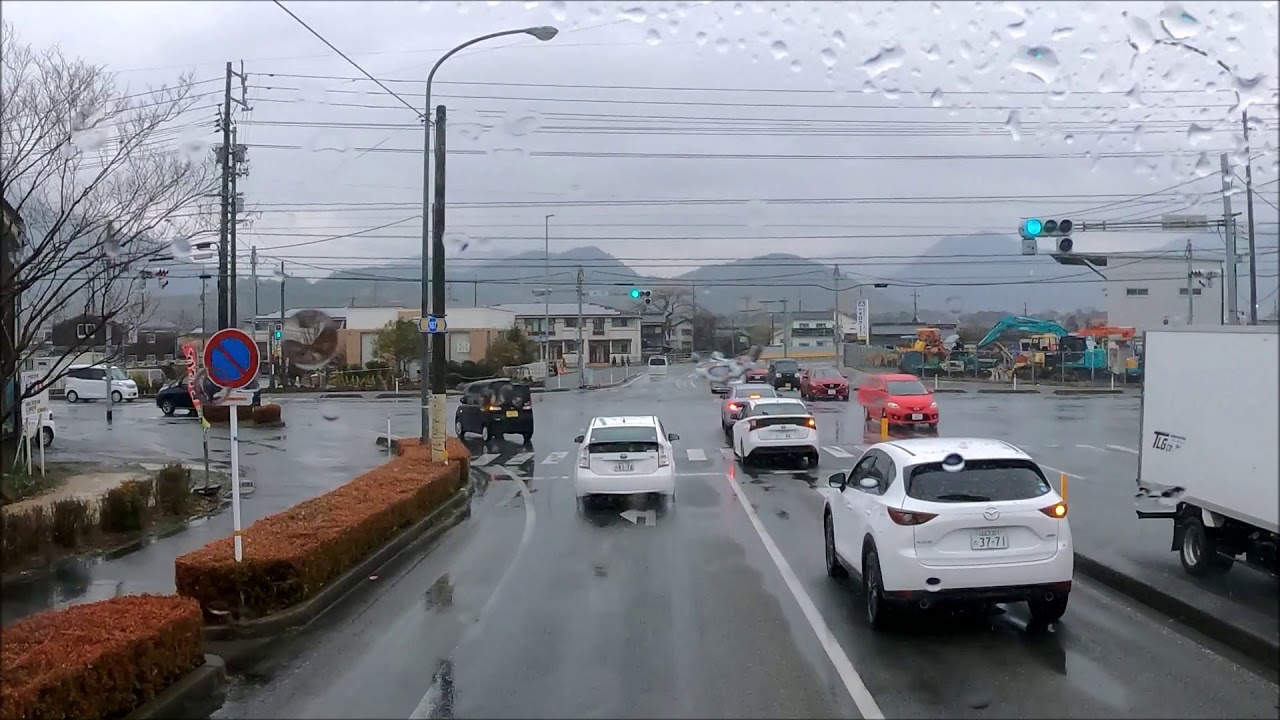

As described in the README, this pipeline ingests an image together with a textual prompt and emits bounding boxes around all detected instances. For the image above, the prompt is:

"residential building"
[491,302,642,366]
[1100,254,1225,332]
[396,307,515,365]
[50,314,126,353]
[766,310,844,358]
[638,308,693,356]
[119,323,183,366]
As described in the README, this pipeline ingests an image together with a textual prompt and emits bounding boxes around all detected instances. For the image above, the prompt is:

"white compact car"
[731,398,819,468]
[647,355,669,378]
[574,416,681,510]
[822,437,1073,629]
[63,364,138,404]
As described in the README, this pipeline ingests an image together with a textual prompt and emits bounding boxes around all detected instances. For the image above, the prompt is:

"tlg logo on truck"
[1151,431,1186,452]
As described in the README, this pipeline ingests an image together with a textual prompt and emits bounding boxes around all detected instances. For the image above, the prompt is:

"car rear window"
[492,382,531,406]
[588,426,659,452]
[734,385,776,398]
[906,459,1052,503]
[755,401,807,415]
[886,379,928,395]
[648,356,667,366]
[774,361,798,371]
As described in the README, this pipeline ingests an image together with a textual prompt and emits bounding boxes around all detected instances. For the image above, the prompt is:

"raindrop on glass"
[832,30,846,48]
[770,40,789,60]
[1193,152,1214,176]
[695,31,708,46]
[1186,122,1214,145]
[549,0,567,21]
[862,44,905,78]
[789,59,802,73]
[1011,46,1060,84]
[821,48,837,68]
[1006,19,1027,39]
[1006,110,1023,141]
[1159,4,1200,39]
[645,28,662,46]
[930,89,946,107]
[715,37,731,53]
[923,43,941,61]
[1052,27,1075,40]
[620,6,646,23]
[1124,12,1157,53]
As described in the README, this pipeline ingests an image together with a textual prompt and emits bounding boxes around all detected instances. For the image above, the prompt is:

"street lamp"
[417,25,559,445]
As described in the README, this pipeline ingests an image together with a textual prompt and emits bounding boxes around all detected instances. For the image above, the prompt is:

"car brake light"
[805,417,816,428]
[887,508,937,526]
[728,402,740,411]
[748,419,761,432]
[579,449,590,469]
[1040,502,1067,518]
[658,447,669,467]
[487,405,501,411]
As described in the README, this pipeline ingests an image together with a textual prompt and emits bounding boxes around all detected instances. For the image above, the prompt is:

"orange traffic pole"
[1060,472,1068,502]
[880,416,889,440]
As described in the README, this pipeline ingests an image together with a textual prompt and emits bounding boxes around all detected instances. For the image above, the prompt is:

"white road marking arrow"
[620,509,657,526]
[543,451,568,464]
[506,452,534,466]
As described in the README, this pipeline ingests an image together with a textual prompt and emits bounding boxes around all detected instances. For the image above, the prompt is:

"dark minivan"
[454,378,534,444]
[768,359,801,390]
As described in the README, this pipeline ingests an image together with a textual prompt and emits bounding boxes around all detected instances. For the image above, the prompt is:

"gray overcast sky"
[5,0,1279,283]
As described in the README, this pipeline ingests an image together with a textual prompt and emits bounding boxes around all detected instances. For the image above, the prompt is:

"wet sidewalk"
[1,402,399,626]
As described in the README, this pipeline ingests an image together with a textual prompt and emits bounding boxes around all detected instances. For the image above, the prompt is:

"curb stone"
[200,482,472,646]
[126,654,227,720]
[1074,552,1279,671]
[976,388,1041,394]
[1052,388,1126,396]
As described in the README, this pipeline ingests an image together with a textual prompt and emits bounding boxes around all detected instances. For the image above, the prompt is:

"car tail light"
[579,448,591,469]
[487,405,501,412]
[748,419,761,432]
[522,400,532,410]
[728,402,740,411]
[658,447,670,467]
[887,508,937,526]
[804,417,816,428]
[1040,502,1067,518]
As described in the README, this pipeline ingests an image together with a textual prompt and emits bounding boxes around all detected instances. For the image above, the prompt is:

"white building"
[491,302,642,366]
[1100,255,1225,332]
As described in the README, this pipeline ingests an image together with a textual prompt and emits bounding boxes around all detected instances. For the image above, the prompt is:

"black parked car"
[767,359,801,390]
[155,378,261,416]
[454,378,534,444]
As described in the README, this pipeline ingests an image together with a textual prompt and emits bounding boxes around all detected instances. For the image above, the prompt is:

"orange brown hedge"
[174,437,469,622]
[0,594,203,720]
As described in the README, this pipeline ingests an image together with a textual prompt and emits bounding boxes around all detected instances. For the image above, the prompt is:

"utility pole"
[576,267,585,388]
[277,261,286,388]
[250,246,260,319]
[215,61,249,330]
[228,124,240,327]
[543,213,554,362]
[200,274,210,350]
[832,266,840,344]
[1185,239,1195,325]
[781,298,790,358]
[911,289,920,324]
[1242,111,1259,324]
[429,105,448,462]
[1219,153,1239,324]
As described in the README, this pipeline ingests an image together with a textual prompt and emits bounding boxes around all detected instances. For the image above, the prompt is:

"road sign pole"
[230,408,243,562]
[202,328,260,565]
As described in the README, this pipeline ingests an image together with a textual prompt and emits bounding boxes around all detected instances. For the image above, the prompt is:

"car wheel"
[41,426,54,447]
[1028,593,1069,624]
[111,390,123,403]
[521,432,532,445]
[1179,515,1234,576]
[160,400,176,416]
[481,424,494,443]
[454,418,466,437]
[65,390,79,404]
[576,496,590,515]
[863,549,894,631]
[824,513,847,578]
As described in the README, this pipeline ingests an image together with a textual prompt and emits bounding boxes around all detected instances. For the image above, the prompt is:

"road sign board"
[221,389,255,406]
[417,315,448,334]
[203,328,261,390]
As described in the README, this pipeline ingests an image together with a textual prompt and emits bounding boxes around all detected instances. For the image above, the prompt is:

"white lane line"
[1107,444,1139,455]
[1039,464,1086,480]
[687,448,707,462]
[680,471,728,477]
[542,451,568,465]
[723,470,885,720]
[472,453,499,467]
[506,452,535,466]
[822,446,855,458]
[1076,444,1106,452]
[410,472,535,720]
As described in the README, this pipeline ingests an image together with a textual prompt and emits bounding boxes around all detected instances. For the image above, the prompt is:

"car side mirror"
[828,472,845,489]
[573,434,585,443]
[458,396,469,405]
[667,432,680,441]
[858,477,879,490]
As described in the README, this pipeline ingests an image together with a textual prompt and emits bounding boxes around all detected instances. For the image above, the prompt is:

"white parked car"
[63,365,138,404]
[822,437,1073,629]
[573,416,681,510]
[646,355,669,377]
[731,397,819,468]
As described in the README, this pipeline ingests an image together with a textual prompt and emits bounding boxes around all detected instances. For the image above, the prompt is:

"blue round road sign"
[426,315,438,333]
[203,328,261,390]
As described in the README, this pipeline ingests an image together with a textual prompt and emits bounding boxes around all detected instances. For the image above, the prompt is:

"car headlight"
[930,401,937,408]
[886,402,900,409]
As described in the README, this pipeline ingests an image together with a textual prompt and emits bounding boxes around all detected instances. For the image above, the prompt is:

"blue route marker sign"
[203,328,261,390]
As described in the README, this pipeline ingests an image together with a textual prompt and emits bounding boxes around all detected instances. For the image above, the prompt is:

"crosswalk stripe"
[543,451,568,464]
[473,453,499,467]
[823,446,855,458]
[506,452,535,466]
[687,448,707,462]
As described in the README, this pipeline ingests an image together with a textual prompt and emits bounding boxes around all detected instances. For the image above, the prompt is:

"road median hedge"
[174,437,469,622]
[0,594,204,720]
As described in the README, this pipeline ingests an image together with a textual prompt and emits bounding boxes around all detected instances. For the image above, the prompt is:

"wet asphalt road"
[209,367,1278,719]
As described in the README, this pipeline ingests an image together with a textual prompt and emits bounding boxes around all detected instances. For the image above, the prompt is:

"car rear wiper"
[933,493,991,502]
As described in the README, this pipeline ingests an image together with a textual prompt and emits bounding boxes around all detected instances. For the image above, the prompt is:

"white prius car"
[574,416,681,509]
[822,437,1073,630]
[731,398,819,468]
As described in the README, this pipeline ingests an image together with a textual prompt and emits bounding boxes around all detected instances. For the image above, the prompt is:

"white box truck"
[1134,326,1278,578]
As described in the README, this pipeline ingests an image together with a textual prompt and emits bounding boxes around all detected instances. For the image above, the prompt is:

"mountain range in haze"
[139,229,1278,328]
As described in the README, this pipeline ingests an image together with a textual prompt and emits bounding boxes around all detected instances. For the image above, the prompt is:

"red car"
[744,366,768,383]
[857,373,939,430]
[799,367,850,401]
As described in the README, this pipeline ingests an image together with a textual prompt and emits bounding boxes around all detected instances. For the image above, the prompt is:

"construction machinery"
[975,315,1110,379]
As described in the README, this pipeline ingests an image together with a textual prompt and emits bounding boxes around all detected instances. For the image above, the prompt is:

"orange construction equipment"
[1077,325,1136,340]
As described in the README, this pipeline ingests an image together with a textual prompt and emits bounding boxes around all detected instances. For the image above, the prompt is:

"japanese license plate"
[971,528,1009,550]
[506,410,519,418]
[773,430,794,438]
[911,413,923,420]
[784,383,792,389]
[828,389,836,395]
[614,461,634,472]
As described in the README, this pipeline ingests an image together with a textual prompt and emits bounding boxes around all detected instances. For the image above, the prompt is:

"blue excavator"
[975,315,1108,377]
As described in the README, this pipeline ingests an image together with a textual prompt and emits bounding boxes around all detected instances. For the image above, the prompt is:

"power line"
[268,0,425,120]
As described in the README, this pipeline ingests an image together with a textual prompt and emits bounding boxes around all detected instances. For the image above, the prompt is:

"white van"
[63,365,139,404]
[647,355,669,378]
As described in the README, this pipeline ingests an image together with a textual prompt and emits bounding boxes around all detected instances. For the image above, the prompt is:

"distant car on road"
[822,437,1072,630]
[743,366,768,383]
[156,379,261,416]
[731,397,819,468]
[64,364,138,404]
[800,366,850,401]
[573,415,680,512]
[720,383,777,436]
[857,373,939,431]
[454,378,534,444]
[647,355,669,378]
[766,359,801,390]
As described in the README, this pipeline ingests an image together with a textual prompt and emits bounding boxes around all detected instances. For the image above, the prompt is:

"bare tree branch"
[1,21,218,403]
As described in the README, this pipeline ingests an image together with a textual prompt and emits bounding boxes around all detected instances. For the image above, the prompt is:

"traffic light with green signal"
[1019,217,1075,254]
[273,324,283,340]
[629,288,653,305]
